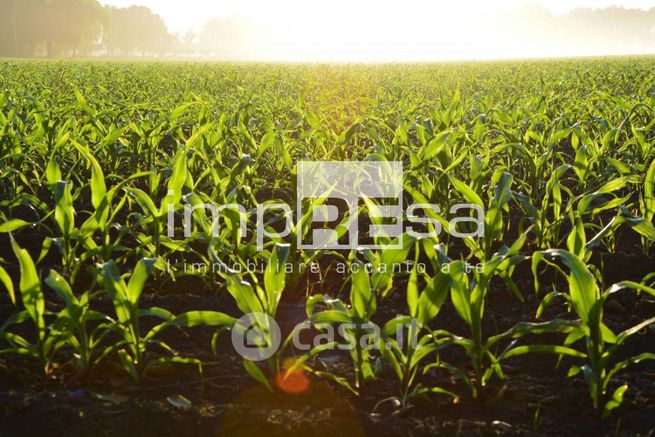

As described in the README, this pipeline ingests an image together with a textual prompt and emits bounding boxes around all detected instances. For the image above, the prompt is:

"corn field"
[0,58,654,435]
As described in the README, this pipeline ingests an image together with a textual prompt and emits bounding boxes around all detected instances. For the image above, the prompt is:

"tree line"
[0,0,174,57]
[0,1,654,58]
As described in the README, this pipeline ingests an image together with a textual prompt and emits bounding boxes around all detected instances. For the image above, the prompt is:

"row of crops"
[0,59,654,423]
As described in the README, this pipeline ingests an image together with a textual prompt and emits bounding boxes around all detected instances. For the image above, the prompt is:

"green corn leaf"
[54,181,75,237]
[243,360,272,391]
[98,126,128,149]
[449,176,484,207]
[594,177,627,196]
[379,234,415,267]
[310,310,353,325]
[0,265,16,305]
[72,140,106,210]
[502,344,586,359]
[605,352,655,387]
[170,101,199,120]
[567,365,582,377]
[257,130,276,159]
[538,250,598,323]
[88,157,107,211]
[574,145,588,180]
[126,188,159,218]
[406,260,419,317]
[185,122,212,150]
[225,275,263,315]
[140,306,175,321]
[168,311,236,328]
[567,221,587,259]
[159,150,188,216]
[412,385,460,401]
[46,157,61,187]
[0,219,31,233]
[127,258,156,304]
[379,341,403,380]
[10,236,44,334]
[448,261,472,326]
[45,270,77,308]
[100,261,131,324]
[416,270,450,327]
[117,349,139,381]
[74,88,94,116]
[614,314,655,346]
[264,243,290,307]
[602,384,628,419]
[350,262,374,319]
[645,157,655,219]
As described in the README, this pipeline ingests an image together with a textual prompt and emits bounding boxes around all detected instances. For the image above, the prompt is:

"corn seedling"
[217,243,291,389]
[44,269,114,373]
[100,258,235,380]
[376,248,458,410]
[0,236,68,375]
[306,259,378,389]
[533,249,655,418]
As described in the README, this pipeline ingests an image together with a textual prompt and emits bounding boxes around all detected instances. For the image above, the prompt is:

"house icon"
[232,312,281,361]
[245,325,268,348]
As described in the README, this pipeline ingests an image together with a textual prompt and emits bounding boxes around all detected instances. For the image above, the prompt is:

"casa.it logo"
[231,312,281,361]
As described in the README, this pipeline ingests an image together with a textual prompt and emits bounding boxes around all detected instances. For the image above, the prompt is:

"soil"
[0,231,654,436]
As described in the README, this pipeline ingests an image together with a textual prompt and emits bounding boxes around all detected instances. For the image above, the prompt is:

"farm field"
[0,58,654,436]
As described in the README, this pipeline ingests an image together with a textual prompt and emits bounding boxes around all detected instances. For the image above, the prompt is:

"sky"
[99,0,655,60]
[99,0,655,33]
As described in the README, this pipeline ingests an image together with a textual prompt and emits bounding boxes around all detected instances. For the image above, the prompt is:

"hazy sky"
[100,0,655,33]
[98,0,655,60]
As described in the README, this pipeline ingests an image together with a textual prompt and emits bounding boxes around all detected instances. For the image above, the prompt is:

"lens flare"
[275,358,310,394]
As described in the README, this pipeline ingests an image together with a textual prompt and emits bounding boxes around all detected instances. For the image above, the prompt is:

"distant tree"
[14,0,51,56]
[167,28,198,56]
[45,0,104,56]
[0,0,102,57]
[104,6,173,56]
[199,15,254,57]
[0,0,20,56]
[183,28,198,53]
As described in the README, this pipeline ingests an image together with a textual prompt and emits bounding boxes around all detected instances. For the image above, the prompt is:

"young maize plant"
[252,195,344,298]
[533,249,655,418]
[125,145,189,260]
[279,233,415,395]
[215,243,291,390]
[305,259,379,390]
[430,231,584,397]
[0,236,69,375]
[44,270,114,374]
[450,169,513,261]
[100,258,235,380]
[41,143,152,282]
[67,141,152,263]
[513,163,573,249]
[376,247,458,411]
[638,157,655,254]
[360,234,415,298]
[574,174,655,255]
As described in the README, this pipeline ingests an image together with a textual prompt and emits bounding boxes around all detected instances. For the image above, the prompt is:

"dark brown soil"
[0,243,654,437]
